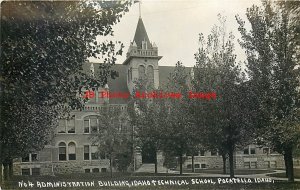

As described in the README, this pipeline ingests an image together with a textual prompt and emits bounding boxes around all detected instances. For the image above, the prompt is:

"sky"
[89,0,262,67]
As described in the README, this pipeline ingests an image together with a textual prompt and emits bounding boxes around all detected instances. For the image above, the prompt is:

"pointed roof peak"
[133,18,152,49]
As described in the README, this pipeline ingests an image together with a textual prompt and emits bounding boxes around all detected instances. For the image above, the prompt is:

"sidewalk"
[151,169,300,182]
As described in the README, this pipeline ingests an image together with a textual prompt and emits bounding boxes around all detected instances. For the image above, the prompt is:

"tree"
[161,61,196,175]
[192,15,254,177]
[236,1,300,182]
[129,77,167,174]
[92,103,132,177]
[0,1,131,182]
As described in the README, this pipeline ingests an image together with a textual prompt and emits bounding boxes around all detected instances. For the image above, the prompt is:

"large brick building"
[13,16,286,176]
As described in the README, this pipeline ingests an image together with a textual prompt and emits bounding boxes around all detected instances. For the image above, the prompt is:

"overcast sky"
[89,0,262,67]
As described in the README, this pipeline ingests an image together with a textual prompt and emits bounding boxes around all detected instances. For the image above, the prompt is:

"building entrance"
[141,143,156,163]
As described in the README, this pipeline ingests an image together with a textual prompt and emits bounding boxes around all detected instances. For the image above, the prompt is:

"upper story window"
[57,119,75,134]
[146,65,154,87]
[211,151,217,156]
[250,148,256,154]
[200,150,205,156]
[83,115,100,134]
[138,65,145,80]
[263,148,270,154]
[22,153,38,162]
[128,68,133,82]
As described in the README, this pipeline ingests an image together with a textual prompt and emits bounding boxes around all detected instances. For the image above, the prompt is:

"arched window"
[68,142,76,160]
[58,142,66,161]
[130,68,132,81]
[138,65,145,79]
[128,69,130,82]
[146,65,154,87]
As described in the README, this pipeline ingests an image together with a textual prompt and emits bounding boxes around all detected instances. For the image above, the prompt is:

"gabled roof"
[159,66,193,88]
[83,63,192,104]
[133,18,152,49]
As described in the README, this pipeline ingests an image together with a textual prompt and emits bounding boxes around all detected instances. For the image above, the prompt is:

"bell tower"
[123,16,162,94]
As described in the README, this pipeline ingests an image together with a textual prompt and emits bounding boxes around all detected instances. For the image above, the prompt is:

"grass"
[2,173,300,190]
[176,168,277,175]
[267,168,300,179]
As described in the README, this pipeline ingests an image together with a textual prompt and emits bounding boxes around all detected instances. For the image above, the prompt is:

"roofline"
[122,55,163,65]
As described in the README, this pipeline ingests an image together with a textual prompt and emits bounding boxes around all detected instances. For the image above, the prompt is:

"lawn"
[176,168,277,175]
[267,168,300,179]
[2,173,300,190]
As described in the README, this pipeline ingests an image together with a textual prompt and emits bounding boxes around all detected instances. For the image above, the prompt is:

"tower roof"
[133,18,152,49]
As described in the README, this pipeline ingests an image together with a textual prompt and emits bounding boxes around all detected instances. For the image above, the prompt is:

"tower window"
[146,65,154,87]
[138,65,145,79]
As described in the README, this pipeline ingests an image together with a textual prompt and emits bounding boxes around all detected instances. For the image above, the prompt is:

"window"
[83,116,100,134]
[84,145,90,160]
[128,69,130,81]
[250,148,256,155]
[263,148,270,154]
[90,116,98,133]
[100,152,106,160]
[85,169,90,173]
[129,68,132,81]
[22,169,30,176]
[91,146,99,160]
[146,65,154,87]
[68,142,76,160]
[31,153,38,161]
[22,153,38,162]
[243,148,249,155]
[244,162,250,168]
[264,161,270,168]
[22,155,30,162]
[187,164,192,169]
[32,168,40,176]
[58,142,66,161]
[194,164,200,168]
[201,164,206,168]
[84,119,89,133]
[200,150,205,156]
[92,168,99,173]
[270,161,277,168]
[138,65,145,79]
[251,162,257,168]
[67,119,75,133]
[58,120,66,133]
[128,68,132,81]
[58,119,75,134]
[211,151,217,156]
[101,168,107,172]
